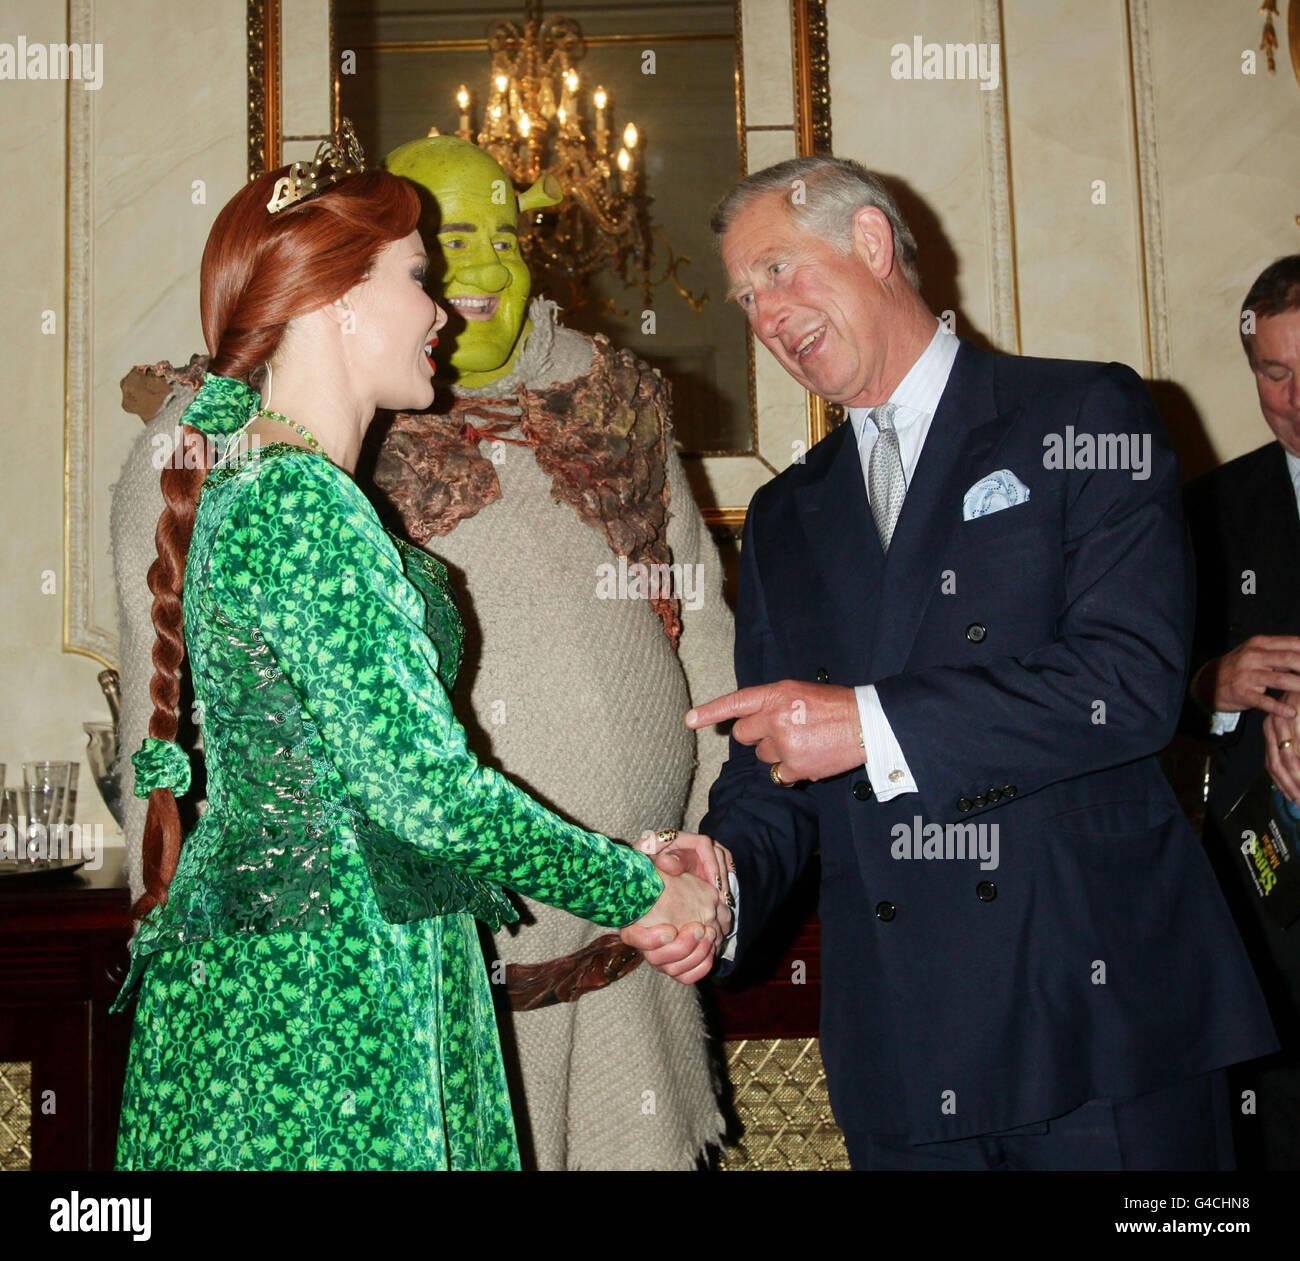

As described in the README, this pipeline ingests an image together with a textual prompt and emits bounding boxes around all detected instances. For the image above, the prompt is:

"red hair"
[134,168,421,922]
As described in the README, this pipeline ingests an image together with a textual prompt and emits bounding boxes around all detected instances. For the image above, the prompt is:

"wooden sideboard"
[0,847,135,1170]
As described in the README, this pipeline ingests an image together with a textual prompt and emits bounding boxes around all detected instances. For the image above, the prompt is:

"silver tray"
[0,858,88,884]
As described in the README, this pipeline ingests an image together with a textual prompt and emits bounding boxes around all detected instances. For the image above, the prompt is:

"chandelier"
[448,0,704,313]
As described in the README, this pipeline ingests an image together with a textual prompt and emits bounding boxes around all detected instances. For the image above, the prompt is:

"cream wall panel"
[1002,0,1144,366]
[741,0,794,127]
[281,0,332,137]
[827,0,997,345]
[91,0,246,651]
[0,0,244,833]
[0,1,95,808]
[744,124,796,174]
[1149,0,1300,466]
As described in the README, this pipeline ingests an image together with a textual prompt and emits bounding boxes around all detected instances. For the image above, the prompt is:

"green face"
[384,139,531,387]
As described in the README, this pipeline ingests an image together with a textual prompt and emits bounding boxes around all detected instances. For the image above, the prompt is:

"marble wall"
[826,0,1300,471]
[0,0,320,833]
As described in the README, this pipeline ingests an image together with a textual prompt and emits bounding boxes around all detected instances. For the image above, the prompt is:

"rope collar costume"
[374,297,683,647]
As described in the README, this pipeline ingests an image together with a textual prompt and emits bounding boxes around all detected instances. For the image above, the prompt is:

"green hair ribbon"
[183,372,260,437]
[131,737,192,799]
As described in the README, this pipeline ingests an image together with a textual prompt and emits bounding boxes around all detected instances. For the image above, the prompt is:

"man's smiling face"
[721,190,892,407]
[1250,308,1300,458]
[433,181,531,381]
[384,137,532,386]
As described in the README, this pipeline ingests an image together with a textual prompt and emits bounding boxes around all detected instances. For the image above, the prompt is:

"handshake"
[619,830,736,985]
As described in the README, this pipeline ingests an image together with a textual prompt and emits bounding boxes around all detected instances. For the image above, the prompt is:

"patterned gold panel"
[0,1062,32,1171]
[719,1037,849,1170]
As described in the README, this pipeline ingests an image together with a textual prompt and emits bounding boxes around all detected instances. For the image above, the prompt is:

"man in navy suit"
[1183,255,1300,1169]
[624,155,1277,1170]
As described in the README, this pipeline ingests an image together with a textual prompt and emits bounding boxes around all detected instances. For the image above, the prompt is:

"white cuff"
[720,870,740,963]
[855,684,919,802]
[1210,709,1242,736]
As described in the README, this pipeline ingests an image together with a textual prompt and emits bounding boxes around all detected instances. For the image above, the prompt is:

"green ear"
[517,173,563,213]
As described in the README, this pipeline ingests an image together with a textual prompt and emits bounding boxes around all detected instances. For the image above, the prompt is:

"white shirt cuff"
[855,684,919,802]
[1210,709,1241,736]
[720,870,740,963]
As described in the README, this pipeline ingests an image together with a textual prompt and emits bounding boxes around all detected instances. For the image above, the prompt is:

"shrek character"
[373,134,736,1170]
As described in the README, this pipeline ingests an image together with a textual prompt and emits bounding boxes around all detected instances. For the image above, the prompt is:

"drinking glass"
[62,762,78,825]
[22,762,70,863]
[0,788,18,861]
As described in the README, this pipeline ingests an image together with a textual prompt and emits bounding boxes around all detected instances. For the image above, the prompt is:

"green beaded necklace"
[250,406,328,457]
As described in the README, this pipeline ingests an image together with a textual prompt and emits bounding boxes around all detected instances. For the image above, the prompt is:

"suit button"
[1003,784,1017,798]
[852,781,873,801]
[973,794,987,808]
[987,787,1002,802]
[816,667,830,683]
[875,901,896,921]
[966,623,987,643]
[976,881,998,902]
[957,797,973,812]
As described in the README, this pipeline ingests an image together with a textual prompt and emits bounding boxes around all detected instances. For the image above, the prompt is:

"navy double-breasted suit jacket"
[703,339,1277,1142]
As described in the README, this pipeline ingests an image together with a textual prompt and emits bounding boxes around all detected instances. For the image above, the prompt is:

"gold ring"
[770,762,791,787]
[655,828,678,845]
[1281,740,1294,751]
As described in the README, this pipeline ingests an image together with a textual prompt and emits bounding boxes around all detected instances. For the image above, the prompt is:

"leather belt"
[504,933,643,1010]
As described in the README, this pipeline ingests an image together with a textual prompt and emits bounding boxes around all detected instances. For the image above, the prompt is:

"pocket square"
[963,469,1030,521]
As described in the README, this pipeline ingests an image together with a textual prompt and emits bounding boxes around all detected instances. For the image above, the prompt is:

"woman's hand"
[1264,690,1300,804]
[619,867,722,985]
[634,829,734,906]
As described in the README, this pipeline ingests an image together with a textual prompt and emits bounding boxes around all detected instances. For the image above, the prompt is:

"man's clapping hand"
[619,830,735,984]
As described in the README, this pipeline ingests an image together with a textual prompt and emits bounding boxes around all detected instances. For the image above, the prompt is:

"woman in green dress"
[111,133,725,1171]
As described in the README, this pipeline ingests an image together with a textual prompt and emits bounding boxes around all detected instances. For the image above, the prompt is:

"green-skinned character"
[384,136,560,388]
[371,133,735,1170]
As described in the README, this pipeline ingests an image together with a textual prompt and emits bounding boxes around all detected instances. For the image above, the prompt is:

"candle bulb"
[593,85,607,139]
[456,85,470,137]
[623,122,638,151]
[617,146,633,193]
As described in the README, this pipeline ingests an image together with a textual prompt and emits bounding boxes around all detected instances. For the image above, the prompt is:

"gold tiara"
[266,118,366,214]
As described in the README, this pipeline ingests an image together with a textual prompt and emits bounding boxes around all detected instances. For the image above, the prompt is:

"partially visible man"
[1183,254,1300,1170]
[630,155,1278,1170]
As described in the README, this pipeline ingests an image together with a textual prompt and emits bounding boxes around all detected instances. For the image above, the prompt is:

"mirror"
[245,0,833,531]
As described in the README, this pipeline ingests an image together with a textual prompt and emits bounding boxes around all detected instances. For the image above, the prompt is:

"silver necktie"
[868,403,906,550]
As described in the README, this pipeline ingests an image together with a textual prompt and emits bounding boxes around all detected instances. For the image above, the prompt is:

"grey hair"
[710,155,920,288]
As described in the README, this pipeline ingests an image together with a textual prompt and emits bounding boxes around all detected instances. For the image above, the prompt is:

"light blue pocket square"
[962,470,1030,521]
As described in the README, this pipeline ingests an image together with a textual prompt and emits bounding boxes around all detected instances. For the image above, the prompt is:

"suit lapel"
[1256,444,1300,627]
[868,342,1019,678]
[794,421,883,675]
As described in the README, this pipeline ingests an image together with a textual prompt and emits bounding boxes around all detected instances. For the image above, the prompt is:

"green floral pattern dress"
[113,443,664,1170]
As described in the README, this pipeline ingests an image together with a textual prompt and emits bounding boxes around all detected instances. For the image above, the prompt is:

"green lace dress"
[112,442,664,1171]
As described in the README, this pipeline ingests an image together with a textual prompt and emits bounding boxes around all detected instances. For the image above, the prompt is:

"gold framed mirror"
[1292,0,1300,87]
[245,0,833,533]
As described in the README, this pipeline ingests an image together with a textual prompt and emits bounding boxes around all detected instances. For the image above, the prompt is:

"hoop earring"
[261,360,274,411]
